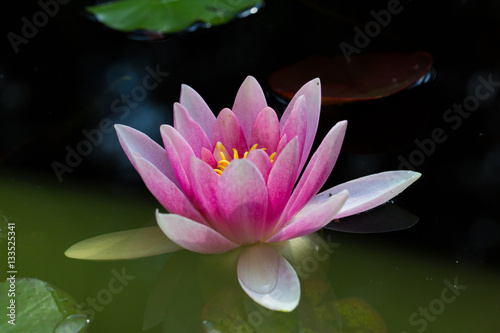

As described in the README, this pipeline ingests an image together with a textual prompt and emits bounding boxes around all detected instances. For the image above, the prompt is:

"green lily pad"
[87,0,263,34]
[0,278,88,333]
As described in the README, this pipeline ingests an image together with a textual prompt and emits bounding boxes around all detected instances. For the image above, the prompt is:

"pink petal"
[237,244,300,312]
[232,76,268,146]
[132,154,206,225]
[250,107,280,156]
[115,124,178,186]
[280,121,347,227]
[212,108,248,157]
[187,156,227,232]
[280,78,321,170]
[160,125,195,199]
[266,190,348,243]
[156,211,239,254]
[173,103,212,158]
[246,149,272,183]
[216,159,268,244]
[317,171,422,218]
[266,137,300,224]
[180,84,216,139]
[274,133,288,160]
[280,95,307,171]
[201,147,217,168]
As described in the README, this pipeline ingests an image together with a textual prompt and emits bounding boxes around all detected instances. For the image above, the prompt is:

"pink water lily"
[113,76,420,311]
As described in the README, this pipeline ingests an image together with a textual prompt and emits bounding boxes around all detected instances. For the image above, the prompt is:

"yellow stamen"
[220,151,227,161]
[269,152,276,163]
[213,143,276,176]
[232,148,239,160]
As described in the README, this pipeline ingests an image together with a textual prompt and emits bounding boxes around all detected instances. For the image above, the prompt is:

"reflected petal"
[64,226,181,260]
[237,244,300,312]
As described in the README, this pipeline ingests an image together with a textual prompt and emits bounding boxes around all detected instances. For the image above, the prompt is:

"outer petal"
[280,95,307,172]
[237,244,300,312]
[316,171,422,218]
[132,154,206,225]
[266,137,300,224]
[173,103,212,157]
[280,78,321,170]
[115,124,178,186]
[266,190,348,243]
[160,125,196,199]
[280,121,347,227]
[156,211,239,254]
[212,108,248,157]
[65,227,181,260]
[180,84,216,139]
[250,107,280,156]
[232,76,268,146]
[217,159,268,244]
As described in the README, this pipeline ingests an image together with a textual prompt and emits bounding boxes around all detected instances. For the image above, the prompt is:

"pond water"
[1,0,500,332]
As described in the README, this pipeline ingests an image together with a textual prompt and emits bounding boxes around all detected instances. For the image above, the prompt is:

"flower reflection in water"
[142,233,386,332]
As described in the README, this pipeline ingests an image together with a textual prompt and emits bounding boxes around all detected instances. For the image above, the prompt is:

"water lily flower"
[68,76,420,312]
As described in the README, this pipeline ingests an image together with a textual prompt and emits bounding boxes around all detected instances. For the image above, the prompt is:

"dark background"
[1,0,499,271]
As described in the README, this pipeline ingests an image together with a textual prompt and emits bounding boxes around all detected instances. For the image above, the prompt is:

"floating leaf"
[268,52,433,105]
[0,278,88,333]
[326,203,419,234]
[65,226,181,260]
[87,0,263,34]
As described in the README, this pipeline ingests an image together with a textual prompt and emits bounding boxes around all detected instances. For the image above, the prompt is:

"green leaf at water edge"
[0,278,88,333]
[87,0,264,34]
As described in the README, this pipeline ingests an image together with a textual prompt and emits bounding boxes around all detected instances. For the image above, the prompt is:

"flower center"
[214,143,276,176]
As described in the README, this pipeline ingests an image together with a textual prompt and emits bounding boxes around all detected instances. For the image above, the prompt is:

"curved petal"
[266,190,348,243]
[217,159,268,244]
[132,154,207,225]
[173,103,212,157]
[160,125,195,199]
[250,107,280,156]
[246,149,272,183]
[115,124,178,186]
[156,211,239,254]
[280,78,321,169]
[266,137,300,224]
[280,121,347,227]
[212,108,248,157]
[65,227,181,260]
[317,171,422,218]
[280,95,307,172]
[180,84,216,139]
[237,244,300,312]
[232,76,268,146]
[187,156,226,228]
